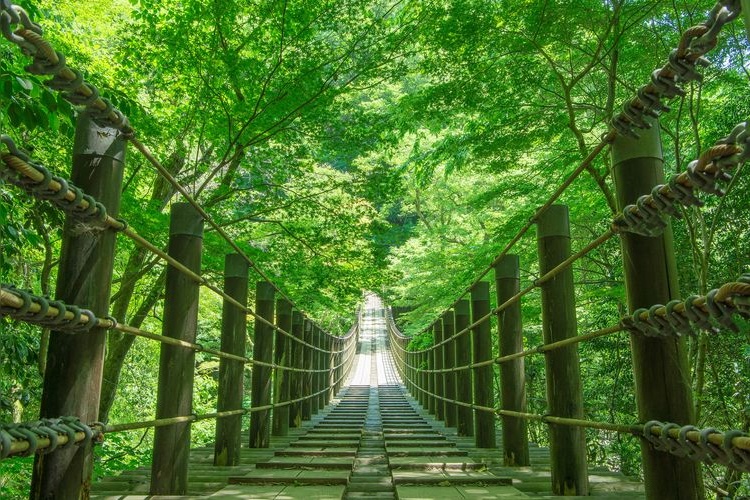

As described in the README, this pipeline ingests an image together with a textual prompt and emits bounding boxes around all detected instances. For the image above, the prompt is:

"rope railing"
[386,314,750,472]
[0,136,357,354]
[420,0,739,333]
[0,338,359,460]
[0,285,355,374]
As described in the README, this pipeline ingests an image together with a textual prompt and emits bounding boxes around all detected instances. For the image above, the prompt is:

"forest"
[1,0,750,497]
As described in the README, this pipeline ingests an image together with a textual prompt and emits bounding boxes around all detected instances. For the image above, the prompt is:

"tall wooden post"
[471,282,496,448]
[442,311,458,428]
[149,203,204,494]
[494,254,529,466]
[326,334,334,403]
[420,350,429,409]
[537,204,588,495]
[455,299,474,437]
[272,298,292,437]
[32,113,126,498]
[433,321,445,421]
[315,327,326,411]
[289,311,304,427]
[302,319,314,419]
[249,282,275,448]
[214,254,249,466]
[611,124,702,499]
[427,327,436,415]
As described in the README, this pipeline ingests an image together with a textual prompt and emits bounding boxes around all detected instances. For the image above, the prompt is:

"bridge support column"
[302,319,314,419]
[454,299,474,437]
[537,204,588,495]
[32,113,126,498]
[433,322,445,421]
[442,311,458,428]
[494,254,529,466]
[250,282,275,448]
[289,311,304,427]
[471,282,496,449]
[315,326,326,411]
[326,334,334,404]
[419,351,430,412]
[214,254,249,466]
[611,123,701,500]
[427,328,436,415]
[150,202,204,494]
[273,298,292,437]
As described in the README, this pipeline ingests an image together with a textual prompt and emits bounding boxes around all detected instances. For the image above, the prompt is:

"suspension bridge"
[1,0,750,499]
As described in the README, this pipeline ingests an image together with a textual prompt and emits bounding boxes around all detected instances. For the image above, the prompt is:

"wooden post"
[611,123,702,499]
[302,319,314,419]
[323,332,335,405]
[433,321,445,421]
[455,299,474,437]
[315,326,326,411]
[289,311,304,427]
[421,350,429,409]
[537,204,588,495]
[272,298,292,437]
[32,113,126,498]
[471,281,496,448]
[427,326,436,415]
[442,311,458,428]
[249,282,275,448]
[494,254,529,466]
[214,254,249,466]
[150,203,204,494]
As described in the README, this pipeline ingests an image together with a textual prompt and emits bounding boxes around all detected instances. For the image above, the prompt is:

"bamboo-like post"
[471,282,496,448]
[249,282,275,448]
[32,113,126,498]
[433,321,445,421]
[494,254,529,466]
[537,204,588,495]
[442,311,458,428]
[289,311,304,427]
[150,203,204,494]
[272,298,292,437]
[214,254,249,466]
[302,319,314,419]
[611,123,701,499]
[455,299,474,437]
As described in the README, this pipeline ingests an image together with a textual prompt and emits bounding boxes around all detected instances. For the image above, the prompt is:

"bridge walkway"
[91,297,644,499]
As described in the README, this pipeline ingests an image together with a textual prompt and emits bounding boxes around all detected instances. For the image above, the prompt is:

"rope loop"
[642,420,665,450]
[25,49,66,75]
[705,288,738,332]
[678,425,707,461]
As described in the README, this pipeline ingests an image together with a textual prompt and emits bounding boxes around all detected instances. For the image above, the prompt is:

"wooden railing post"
[32,113,126,498]
[302,319,314,419]
[455,299,474,437]
[493,254,529,466]
[249,282,275,448]
[427,326,436,415]
[433,321,445,421]
[150,202,204,494]
[471,281,496,449]
[315,326,326,411]
[289,311,304,427]
[326,333,334,404]
[611,123,701,499]
[214,253,249,466]
[272,298,292,437]
[537,204,588,495]
[442,310,458,428]
[417,350,426,408]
